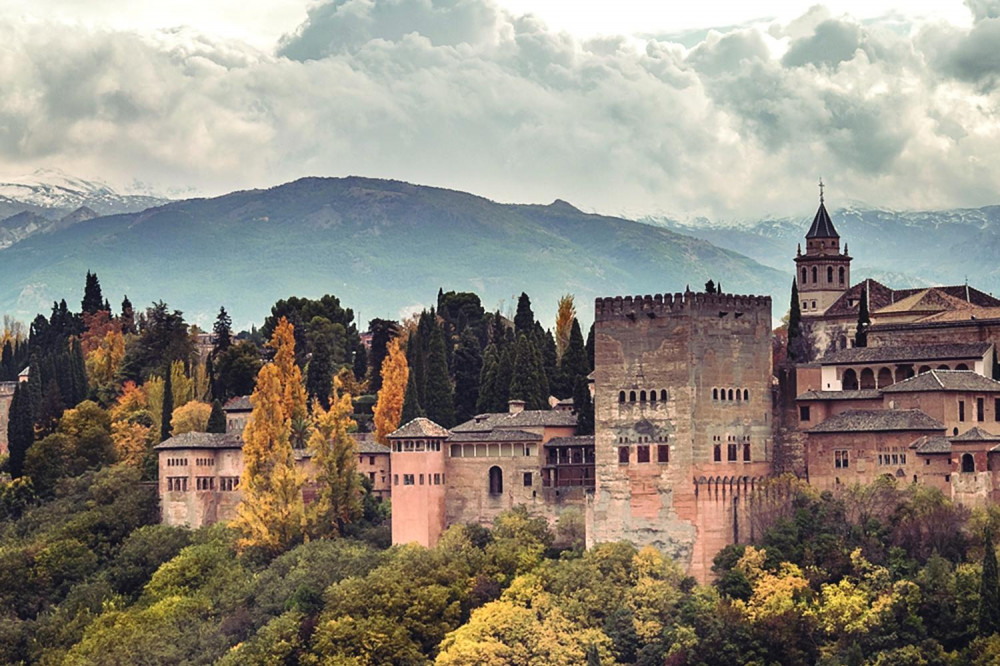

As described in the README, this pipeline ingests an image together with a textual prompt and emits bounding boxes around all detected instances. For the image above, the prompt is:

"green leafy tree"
[214,341,262,400]
[160,367,173,442]
[981,529,1000,636]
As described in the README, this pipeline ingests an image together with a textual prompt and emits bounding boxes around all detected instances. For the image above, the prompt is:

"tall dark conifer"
[855,283,870,348]
[81,271,104,314]
[367,319,399,395]
[207,399,227,434]
[161,368,174,442]
[212,307,233,353]
[585,323,595,372]
[787,278,802,362]
[423,322,455,427]
[353,345,368,383]
[401,372,424,423]
[509,334,547,410]
[557,318,589,398]
[121,295,136,334]
[573,376,594,435]
[476,344,500,414]
[514,292,534,336]
[494,345,514,411]
[453,329,482,424]
[980,529,1000,636]
[6,383,33,478]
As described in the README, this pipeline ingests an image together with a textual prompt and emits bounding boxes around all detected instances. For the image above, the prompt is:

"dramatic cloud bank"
[1,0,999,218]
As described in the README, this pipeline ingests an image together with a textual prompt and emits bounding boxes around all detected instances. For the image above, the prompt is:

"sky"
[0,0,998,219]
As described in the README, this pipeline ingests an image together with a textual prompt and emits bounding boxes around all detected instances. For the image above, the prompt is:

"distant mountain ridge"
[646,205,1000,299]
[0,176,787,328]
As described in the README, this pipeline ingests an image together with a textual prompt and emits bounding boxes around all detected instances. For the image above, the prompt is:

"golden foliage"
[268,317,308,425]
[84,329,125,388]
[112,421,152,467]
[334,366,368,399]
[554,294,575,361]
[306,392,362,538]
[373,337,408,445]
[233,363,305,555]
[170,360,194,409]
[170,401,212,435]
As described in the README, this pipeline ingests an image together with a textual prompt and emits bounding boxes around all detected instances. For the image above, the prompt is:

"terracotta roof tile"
[819,342,992,365]
[910,435,952,453]
[451,410,577,432]
[388,417,450,439]
[797,390,881,401]
[808,409,944,433]
[223,395,252,411]
[882,370,1000,394]
[154,432,243,450]
[447,429,543,443]
[545,436,595,447]
[951,427,1000,442]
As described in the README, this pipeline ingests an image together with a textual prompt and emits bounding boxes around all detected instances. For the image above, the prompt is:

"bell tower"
[794,180,851,317]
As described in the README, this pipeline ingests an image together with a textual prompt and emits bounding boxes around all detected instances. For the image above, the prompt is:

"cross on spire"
[818,177,825,204]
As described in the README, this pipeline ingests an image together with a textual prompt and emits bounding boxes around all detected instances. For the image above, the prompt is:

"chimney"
[508,399,526,415]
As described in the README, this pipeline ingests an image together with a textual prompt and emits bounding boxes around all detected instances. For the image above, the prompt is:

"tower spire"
[819,177,824,204]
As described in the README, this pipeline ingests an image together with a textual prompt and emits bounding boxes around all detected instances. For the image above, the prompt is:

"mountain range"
[647,205,1000,300]
[0,176,786,329]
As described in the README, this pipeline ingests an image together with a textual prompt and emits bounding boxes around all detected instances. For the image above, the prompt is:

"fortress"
[153,189,1000,581]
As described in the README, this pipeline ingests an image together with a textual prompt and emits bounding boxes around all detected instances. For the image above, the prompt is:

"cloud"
[0,0,999,220]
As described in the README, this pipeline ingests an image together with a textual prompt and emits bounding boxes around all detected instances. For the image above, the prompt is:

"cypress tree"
[7,383,33,478]
[37,379,64,436]
[574,375,594,435]
[70,337,88,404]
[494,345,514,411]
[81,271,104,314]
[489,310,506,347]
[509,334,547,410]
[531,339,550,407]
[534,323,558,397]
[212,307,233,353]
[121,295,136,334]
[557,318,589,398]
[855,283,870,348]
[352,344,368,382]
[423,322,455,427]
[980,528,1000,636]
[585,322,595,371]
[453,329,482,424]
[514,292,534,336]
[161,368,174,442]
[367,319,398,395]
[401,372,425,423]
[207,399,227,433]
[787,278,802,362]
[704,279,716,294]
[476,344,500,414]
[1,341,12,381]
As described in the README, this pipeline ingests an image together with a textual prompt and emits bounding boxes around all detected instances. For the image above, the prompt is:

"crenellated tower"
[794,181,851,317]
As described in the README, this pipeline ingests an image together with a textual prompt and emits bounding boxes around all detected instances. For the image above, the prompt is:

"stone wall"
[0,382,15,455]
[587,291,773,582]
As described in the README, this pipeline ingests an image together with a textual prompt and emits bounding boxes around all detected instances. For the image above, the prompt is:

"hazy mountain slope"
[0,177,786,328]
[649,205,1000,297]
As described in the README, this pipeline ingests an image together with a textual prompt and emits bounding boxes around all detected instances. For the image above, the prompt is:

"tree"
[352,344,367,383]
[269,317,308,426]
[476,344,500,414]
[585,323,595,372]
[233,363,305,556]
[119,302,193,382]
[207,400,226,434]
[574,376,594,435]
[453,329,482,424]
[557,318,589,399]
[7,383,33,477]
[307,392,362,538]
[401,372,424,424]
[509,334,546,410]
[705,279,717,294]
[855,283,870,348]
[424,322,456,427]
[160,369,173,442]
[787,278,804,363]
[981,529,1000,636]
[373,338,408,445]
[81,271,104,315]
[120,295,136,335]
[262,295,360,368]
[514,292,534,336]
[211,307,232,354]
[305,316,345,410]
[170,401,212,435]
[555,295,576,362]
[367,319,399,395]
[214,341,262,400]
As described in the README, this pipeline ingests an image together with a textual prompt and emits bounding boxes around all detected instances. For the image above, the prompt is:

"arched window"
[660,389,667,401]
[842,368,859,391]
[962,453,975,474]
[839,267,845,284]
[918,365,931,375]
[877,367,893,388]
[619,391,626,403]
[801,268,807,283]
[827,266,833,283]
[640,390,646,402]
[937,365,950,371]
[713,388,718,400]
[812,266,818,283]
[649,391,656,403]
[728,389,734,401]
[859,368,876,390]
[743,389,749,401]
[629,391,636,402]
[736,389,742,402]
[956,364,969,371]
[489,466,503,494]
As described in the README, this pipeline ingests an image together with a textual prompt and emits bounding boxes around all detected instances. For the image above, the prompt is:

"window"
[637,445,650,463]
[394,474,399,485]
[629,391,636,402]
[811,300,817,309]
[368,472,375,483]
[419,474,425,485]
[403,474,415,485]
[812,266,818,282]
[619,447,630,464]
[434,473,441,485]
[369,455,375,465]
[196,477,215,491]
[649,391,656,403]
[167,477,188,492]
[959,400,966,422]
[728,389,734,401]
[489,466,503,494]
[978,398,985,422]
[962,453,975,473]
[523,472,532,487]
[713,388,718,400]
[835,450,849,469]
[727,442,737,461]
[996,398,1000,421]
[220,476,239,491]
[802,268,807,283]
[661,390,668,401]
[802,301,808,310]
[657,444,669,463]
[744,389,749,401]
[619,391,625,403]
[839,266,845,284]
[713,440,722,462]
[743,441,751,462]
[640,390,646,402]
[827,266,833,282]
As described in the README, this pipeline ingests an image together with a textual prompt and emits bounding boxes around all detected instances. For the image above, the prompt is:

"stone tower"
[586,290,773,581]
[388,418,450,548]
[794,183,851,317]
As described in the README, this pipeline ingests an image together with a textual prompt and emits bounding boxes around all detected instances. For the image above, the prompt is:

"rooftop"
[447,429,543,443]
[951,427,1000,443]
[797,389,881,401]
[805,201,839,239]
[544,435,595,447]
[451,410,578,433]
[154,432,243,450]
[881,370,1000,394]
[223,395,252,412]
[819,342,993,366]
[353,433,391,454]
[910,435,952,454]
[389,417,451,439]
[807,409,944,433]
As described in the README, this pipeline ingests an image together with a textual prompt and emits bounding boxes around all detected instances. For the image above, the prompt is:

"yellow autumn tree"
[233,363,305,555]
[373,337,408,445]
[109,381,154,467]
[554,294,576,361]
[85,329,126,391]
[169,360,194,409]
[268,317,308,425]
[170,400,212,435]
[306,391,362,538]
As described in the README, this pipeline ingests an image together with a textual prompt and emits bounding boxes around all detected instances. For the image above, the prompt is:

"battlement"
[594,291,771,322]
[0,382,15,397]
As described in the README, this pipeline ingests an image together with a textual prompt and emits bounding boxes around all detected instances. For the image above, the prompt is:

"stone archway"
[859,368,876,390]
[842,368,859,390]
